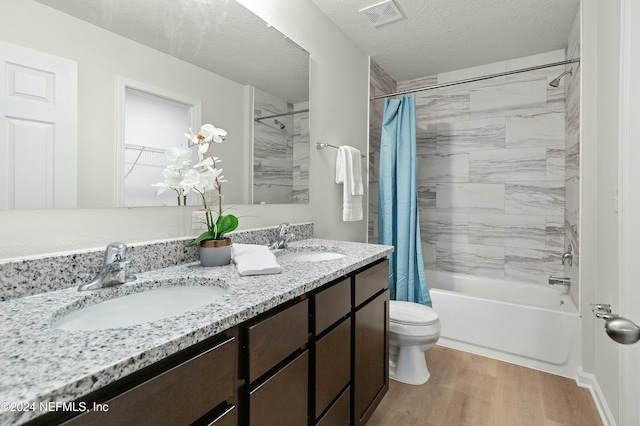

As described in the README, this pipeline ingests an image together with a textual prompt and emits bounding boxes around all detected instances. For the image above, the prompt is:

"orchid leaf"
[215,214,238,236]
[186,231,217,247]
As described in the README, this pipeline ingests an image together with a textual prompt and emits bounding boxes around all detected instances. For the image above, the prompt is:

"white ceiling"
[309,0,581,83]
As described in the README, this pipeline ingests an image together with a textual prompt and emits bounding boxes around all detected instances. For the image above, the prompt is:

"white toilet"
[389,300,440,385]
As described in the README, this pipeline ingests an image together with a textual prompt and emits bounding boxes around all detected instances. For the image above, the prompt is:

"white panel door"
[0,41,77,209]
[618,0,640,423]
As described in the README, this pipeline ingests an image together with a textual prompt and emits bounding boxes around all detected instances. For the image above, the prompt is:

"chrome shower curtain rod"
[254,109,309,121]
[370,58,580,100]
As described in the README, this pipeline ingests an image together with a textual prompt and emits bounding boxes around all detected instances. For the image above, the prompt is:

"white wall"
[581,0,621,423]
[235,0,370,243]
[0,0,370,260]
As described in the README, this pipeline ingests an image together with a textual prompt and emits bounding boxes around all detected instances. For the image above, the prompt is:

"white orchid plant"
[153,124,238,246]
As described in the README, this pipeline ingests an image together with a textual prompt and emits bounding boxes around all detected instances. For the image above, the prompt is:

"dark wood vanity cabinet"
[241,258,389,426]
[311,258,390,426]
[57,330,238,426]
[45,258,389,426]
[312,278,352,424]
[242,298,309,426]
[353,260,390,426]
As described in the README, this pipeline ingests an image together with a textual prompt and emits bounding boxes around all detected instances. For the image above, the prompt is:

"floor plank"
[367,345,602,426]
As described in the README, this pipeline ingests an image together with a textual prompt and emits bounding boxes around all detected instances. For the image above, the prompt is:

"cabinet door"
[247,299,308,382]
[316,386,350,426]
[315,317,350,419]
[354,289,389,426]
[62,336,236,426]
[249,350,308,426]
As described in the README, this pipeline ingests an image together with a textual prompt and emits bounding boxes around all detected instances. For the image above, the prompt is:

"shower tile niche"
[369,48,580,288]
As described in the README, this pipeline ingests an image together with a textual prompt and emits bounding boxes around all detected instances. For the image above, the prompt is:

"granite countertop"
[0,238,392,425]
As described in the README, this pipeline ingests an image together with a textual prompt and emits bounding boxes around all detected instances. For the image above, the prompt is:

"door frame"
[114,77,201,207]
[617,0,640,423]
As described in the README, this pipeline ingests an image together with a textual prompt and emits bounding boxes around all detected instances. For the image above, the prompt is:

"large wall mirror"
[0,0,310,209]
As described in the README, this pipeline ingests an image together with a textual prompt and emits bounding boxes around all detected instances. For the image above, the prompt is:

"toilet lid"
[390,300,439,326]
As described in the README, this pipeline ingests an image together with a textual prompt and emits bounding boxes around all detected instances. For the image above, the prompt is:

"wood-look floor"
[368,345,602,426]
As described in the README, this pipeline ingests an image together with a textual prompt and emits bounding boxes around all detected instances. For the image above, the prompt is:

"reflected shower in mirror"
[253,89,309,205]
[0,0,309,209]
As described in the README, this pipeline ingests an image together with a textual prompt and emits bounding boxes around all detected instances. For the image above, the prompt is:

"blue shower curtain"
[378,94,431,306]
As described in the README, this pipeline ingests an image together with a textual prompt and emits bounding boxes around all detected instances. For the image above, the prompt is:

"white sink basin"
[278,250,346,262]
[53,285,227,331]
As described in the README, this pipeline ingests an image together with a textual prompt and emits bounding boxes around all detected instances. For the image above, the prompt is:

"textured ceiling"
[309,0,580,83]
[35,0,310,103]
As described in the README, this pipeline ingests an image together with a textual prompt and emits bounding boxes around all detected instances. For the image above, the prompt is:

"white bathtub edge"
[576,368,616,426]
[436,337,580,379]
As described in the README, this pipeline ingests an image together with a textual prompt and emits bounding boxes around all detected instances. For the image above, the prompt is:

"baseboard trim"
[576,368,616,426]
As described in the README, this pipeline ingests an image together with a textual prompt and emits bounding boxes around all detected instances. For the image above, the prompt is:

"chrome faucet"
[78,243,136,291]
[268,223,294,250]
[548,276,571,286]
[561,243,573,267]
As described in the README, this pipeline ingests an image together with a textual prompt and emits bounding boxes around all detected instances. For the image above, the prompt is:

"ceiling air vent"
[359,0,404,27]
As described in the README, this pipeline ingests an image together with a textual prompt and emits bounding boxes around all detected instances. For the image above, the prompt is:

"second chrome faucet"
[268,223,294,250]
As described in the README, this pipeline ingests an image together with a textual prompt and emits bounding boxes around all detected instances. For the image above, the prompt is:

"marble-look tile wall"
[370,50,576,285]
[368,60,397,243]
[292,101,310,204]
[565,9,581,306]
[253,88,294,204]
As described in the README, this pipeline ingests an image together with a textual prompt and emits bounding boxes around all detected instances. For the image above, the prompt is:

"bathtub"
[427,270,581,378]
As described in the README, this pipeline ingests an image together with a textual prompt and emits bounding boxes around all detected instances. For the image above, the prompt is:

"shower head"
[274,119,285,129]
[549,69,573,88]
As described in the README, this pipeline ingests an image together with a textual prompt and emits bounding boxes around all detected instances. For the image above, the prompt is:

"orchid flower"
[165,146,192,169]
[185,124,227,145]
[193,157,215,171]
[199,123,227,143]
[152,167,185,195]
[154,123,237,243]
[197,142,210,161]
[199,168,223,191]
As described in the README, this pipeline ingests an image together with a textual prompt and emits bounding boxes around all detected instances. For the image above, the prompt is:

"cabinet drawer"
[247,299,308,382]
[354,259,389,307]
[314,277,350,335]
[315,317,350,418]
[206,404,236,426]
[63,336,236,426]
[249,350,308,426]
[316,386,350,426]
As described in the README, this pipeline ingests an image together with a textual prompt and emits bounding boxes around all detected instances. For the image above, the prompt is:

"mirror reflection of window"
[123,88,195,207]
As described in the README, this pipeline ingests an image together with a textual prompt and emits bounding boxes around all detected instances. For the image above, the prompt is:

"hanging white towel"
[232,244,281,276]
[335,145,363,221]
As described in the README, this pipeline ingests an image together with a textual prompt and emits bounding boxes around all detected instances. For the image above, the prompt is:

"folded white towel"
[335,146,363,221]
[232,244,281,276]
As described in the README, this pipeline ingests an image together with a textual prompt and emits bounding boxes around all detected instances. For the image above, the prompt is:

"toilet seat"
[390,300,439,326]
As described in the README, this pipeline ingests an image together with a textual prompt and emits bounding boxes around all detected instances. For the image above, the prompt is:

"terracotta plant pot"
[199,238,232,267]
